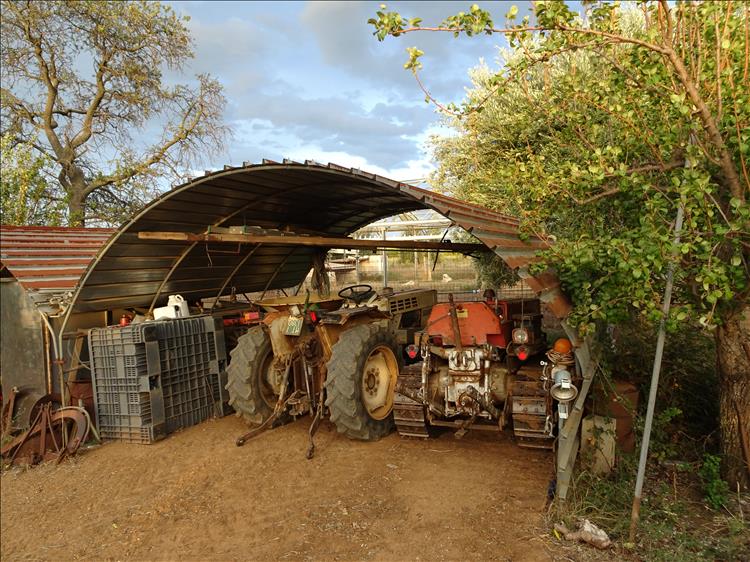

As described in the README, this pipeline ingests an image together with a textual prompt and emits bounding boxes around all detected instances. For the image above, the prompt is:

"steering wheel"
[338,284,375,305]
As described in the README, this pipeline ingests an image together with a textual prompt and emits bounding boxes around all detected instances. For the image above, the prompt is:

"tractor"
[393,291,579,449]
[225,285,437,456]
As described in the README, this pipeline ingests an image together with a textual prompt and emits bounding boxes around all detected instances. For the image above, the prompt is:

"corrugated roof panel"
[0,225,114,294]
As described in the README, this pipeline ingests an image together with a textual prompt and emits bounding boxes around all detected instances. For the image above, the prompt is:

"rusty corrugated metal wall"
[0,226,113,298]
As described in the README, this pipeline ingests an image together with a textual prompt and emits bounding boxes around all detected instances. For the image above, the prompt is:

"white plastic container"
[153,294,190,320]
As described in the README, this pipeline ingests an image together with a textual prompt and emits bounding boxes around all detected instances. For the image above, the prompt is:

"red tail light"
[309,311,319,323]
[407,345,418,359]
[516,345,529,361]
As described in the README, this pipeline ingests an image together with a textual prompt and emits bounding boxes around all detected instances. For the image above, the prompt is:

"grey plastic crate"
[89,316,227,443]
[97,422,168,444]
[163,372,224,433]
[94,387,166,444]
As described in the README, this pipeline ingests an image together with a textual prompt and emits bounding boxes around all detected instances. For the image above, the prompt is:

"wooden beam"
[137,231,488,252]
[556,331,598,501]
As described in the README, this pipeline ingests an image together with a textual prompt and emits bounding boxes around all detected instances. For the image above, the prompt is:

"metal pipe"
[259,248,298,301]
[39,312,61,394]
[39,311,69,449]
[208,243,263,311]
[42,320,52,395]
[448,294,463,353]
[629,202,684,542]
[358,218,453,230]
[382,228,388,287]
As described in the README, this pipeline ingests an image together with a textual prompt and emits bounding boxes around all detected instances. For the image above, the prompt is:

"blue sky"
[167,1,525,183]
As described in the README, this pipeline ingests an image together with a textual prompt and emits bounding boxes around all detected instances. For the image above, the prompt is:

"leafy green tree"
[0,0,229,226]
[371,1,749,487]
[0,133,65,225]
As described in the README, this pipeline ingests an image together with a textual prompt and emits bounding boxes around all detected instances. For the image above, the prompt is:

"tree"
[0,133,64,225]
[370,1,749,487]
[0,0,229,226]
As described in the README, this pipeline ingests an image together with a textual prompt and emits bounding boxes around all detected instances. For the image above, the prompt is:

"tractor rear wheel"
[225,326,278,425]
[325,323,400,441]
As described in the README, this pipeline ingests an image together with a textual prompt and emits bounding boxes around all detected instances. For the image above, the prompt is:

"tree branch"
[394,24,668,54]
[17,11,65,158]
[571,157,686,205]
[84,95,207,194]
[70,51,111,150]
[658,0,744,201]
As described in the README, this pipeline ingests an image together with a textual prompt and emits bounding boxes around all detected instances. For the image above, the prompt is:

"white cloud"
[161,1,510,183]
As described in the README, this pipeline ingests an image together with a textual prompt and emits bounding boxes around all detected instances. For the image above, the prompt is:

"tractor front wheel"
[325,323,400,441]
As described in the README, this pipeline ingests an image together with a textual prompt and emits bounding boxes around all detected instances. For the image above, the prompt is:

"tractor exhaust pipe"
[448,294,463,353]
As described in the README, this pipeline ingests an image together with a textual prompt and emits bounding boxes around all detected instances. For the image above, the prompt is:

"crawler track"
[393,369,430,438]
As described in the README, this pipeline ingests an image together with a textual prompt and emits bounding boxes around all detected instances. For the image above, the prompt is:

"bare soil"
[2,415,568,561]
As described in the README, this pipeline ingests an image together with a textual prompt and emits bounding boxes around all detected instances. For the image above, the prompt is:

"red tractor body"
[394,295,576,449]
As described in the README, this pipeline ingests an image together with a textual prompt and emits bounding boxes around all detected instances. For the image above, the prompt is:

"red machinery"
[394,294,577,449]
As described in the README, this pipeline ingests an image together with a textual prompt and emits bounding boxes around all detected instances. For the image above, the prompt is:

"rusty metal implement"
[1,403,88,466]
[235,357,295,447]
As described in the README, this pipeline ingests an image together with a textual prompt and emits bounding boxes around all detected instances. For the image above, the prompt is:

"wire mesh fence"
[294,249,535,302]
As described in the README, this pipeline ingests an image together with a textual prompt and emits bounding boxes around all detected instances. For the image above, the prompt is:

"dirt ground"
[2,415,587,562]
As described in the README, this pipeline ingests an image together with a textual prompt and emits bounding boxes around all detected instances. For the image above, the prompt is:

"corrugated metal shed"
[1,162,586,501]
[0,225,114,298]
[64,160,570,319]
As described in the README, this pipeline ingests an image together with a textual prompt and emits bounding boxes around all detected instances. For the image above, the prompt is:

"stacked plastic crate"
[88,316,228,443]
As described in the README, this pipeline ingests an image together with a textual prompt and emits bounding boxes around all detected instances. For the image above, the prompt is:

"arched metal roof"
[65,161,571,319]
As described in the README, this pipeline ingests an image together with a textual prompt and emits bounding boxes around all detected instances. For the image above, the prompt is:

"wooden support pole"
[137,231,487,253]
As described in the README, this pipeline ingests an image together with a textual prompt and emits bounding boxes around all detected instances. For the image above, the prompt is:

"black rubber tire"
[324,323,400,441]
[225,326,275,425]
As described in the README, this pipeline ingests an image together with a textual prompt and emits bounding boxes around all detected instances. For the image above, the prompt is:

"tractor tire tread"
[225,326,273,425]
[324,323,398,441]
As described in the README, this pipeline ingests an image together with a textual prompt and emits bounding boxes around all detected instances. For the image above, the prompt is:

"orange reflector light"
[553,338,573,354]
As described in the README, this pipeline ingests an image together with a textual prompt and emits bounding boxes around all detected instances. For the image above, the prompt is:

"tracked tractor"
[393,293,579,449]
[225,285,437,456]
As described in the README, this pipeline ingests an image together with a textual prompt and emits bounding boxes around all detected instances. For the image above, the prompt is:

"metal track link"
[393,371,430,438]
[511,366,554,450]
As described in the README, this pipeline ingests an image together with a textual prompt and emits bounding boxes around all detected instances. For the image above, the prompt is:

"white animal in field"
[442,274,453,283]
[401,280,416,287]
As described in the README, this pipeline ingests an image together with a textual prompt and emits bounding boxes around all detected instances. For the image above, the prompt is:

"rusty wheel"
[360,345,399,421]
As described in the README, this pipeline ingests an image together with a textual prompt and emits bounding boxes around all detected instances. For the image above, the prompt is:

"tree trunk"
[716,301,750,490]
[67,189,86,227]
[65,165,89,226]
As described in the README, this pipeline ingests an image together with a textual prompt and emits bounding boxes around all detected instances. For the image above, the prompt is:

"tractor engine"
[394,294,570,448]
[419,346,507,421]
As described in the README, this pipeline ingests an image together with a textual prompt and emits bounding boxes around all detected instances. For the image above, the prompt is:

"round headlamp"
[512,328,529,344]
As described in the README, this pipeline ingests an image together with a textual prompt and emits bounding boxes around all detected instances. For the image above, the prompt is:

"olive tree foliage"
[0,1,229,226]
[370,1,750,487]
